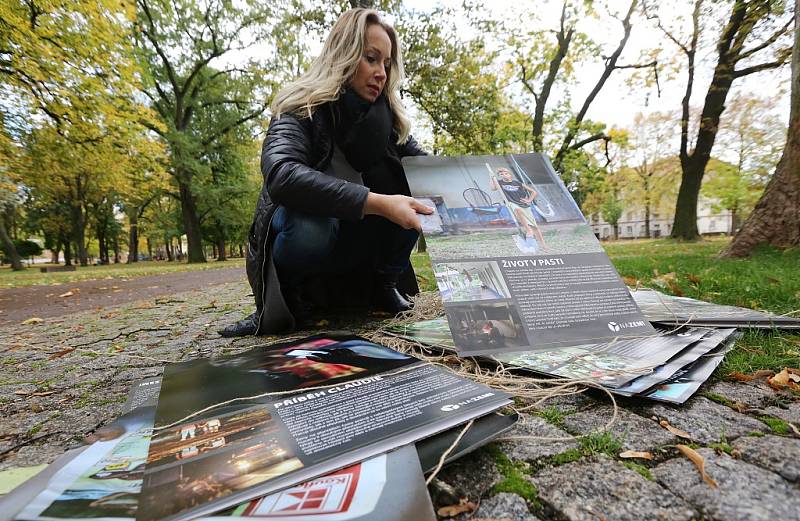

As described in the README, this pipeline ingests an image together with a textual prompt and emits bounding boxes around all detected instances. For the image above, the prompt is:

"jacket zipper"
[254,210,276,336]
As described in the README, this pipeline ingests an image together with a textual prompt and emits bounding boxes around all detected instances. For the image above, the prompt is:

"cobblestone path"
[1,281,798,520]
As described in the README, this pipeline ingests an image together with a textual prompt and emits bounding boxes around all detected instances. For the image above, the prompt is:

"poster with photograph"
[15,407,155,521]
[211,445,435,521]
[403,154,655,356]
[386,319,737,399]
[643,331,740,404]
[136,334,510,521]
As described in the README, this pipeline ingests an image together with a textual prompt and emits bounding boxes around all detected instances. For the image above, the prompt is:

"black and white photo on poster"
[403,153,655,356]
[435,261,511,303]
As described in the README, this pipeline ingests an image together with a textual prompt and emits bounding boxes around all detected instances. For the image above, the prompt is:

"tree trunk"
[113,234,120,263]
[177,178,206,263]
[165,237,174,262]
[671,1,773,240]
[97,225,107,264]
[723,2,800,256]
[63,234,72,266]
[71,203,88,266]
[730,207,738,235]
[147,237,153,259]
[239,244,243,257]
[216,237,226,261]
[644,205,651,238]
[0,213,24,270]
[613,223,619,240]
[128,214,139,263]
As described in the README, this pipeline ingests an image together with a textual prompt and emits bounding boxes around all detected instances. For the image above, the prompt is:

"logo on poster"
[441,404,460,411]
[608,320,647,332]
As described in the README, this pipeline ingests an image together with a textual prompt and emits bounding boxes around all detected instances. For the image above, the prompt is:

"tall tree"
[623,112,681,237]
[133,0,278,262]
[511,0,658,170]
[399,6,532,156]
[723,1,800,256]
[0,118,23,270]
[648,0,793,240]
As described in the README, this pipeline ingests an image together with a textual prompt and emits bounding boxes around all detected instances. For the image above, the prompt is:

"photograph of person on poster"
[488,167,548,253]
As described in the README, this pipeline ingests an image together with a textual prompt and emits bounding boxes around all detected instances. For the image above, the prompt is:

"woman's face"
[350,24,392,102]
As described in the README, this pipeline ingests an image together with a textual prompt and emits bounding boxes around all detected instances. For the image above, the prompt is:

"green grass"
[623,461,654,481]
[578,431,624,457]
[413,237,800,375]
[759,416,791,434]
[549,448,582,466]
[604,237,800,316]
[534,406,565,426]
[486,445,540,506]
[0,258,245,288]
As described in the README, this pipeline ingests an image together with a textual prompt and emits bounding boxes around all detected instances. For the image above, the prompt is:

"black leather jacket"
[245,104,426,334]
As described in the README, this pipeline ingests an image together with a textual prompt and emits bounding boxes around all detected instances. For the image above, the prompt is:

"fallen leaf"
[48,347,76,360]
[676,445,717,488]
[32,391,56,397]
[766,276,780,285]
[728,371,754,382]
[667,280,684,297]
[660,420,692,439]
[22,317,44,325]
[768,368,791,390]
[686,273,702,285]
[58,291,74,298]
[14,390,31,396]
[619,450,653,460]
[788,422,800,437]
[315,319,330,327]
[623,276,639,286]
[752,369,775,379]
[731,401,748,413]
[437,501,477,518]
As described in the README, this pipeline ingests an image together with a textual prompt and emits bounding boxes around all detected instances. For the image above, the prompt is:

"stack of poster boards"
[399,153,763,404]
[5,335,514,521]
[386,318,739,404]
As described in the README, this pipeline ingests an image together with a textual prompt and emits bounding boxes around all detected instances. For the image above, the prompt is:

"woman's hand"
[364,193,434,231]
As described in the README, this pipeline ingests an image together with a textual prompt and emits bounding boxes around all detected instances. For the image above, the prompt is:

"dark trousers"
[271,207,419,288]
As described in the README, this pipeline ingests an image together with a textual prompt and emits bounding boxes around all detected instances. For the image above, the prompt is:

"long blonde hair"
[270,8,410,144]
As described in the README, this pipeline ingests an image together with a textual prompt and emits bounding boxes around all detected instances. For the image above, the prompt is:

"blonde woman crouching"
[219,8,432,337]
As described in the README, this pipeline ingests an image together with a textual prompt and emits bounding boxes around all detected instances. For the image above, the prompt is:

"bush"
[1,239,43,258]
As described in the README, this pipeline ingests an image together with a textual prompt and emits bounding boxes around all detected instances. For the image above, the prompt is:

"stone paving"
[1,280,799,521]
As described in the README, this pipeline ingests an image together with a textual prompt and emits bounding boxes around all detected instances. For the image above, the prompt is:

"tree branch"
[734,54,791,77]
[739,15,794,60]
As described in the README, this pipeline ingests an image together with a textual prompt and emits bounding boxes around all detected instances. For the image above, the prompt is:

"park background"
[1,0,798,269]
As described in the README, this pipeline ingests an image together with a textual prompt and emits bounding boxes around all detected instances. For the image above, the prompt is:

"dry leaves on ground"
[437,499,477,518]
[767,368,800,392]
[676,445,718,488]
[48,347,76,360]
[686,273,702,285]
[659,420,693,440]
[619,450,654,460]
[21,317,44,325]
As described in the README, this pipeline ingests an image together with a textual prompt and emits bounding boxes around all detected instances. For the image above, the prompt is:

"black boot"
[218,312,258,337]
[374,272,412,313]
